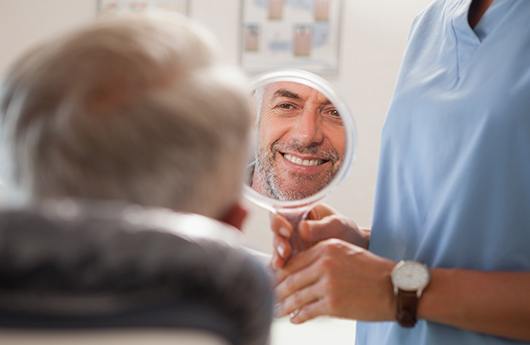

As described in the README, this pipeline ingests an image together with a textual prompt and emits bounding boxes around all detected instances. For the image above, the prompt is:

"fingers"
[271,214,293,238]
[272,235,291,269]
[275,262,322,302]
[270,214,294,270]
[290,299,328,324]
[275,245,322,283]
[271,251,286,270]
[307,203,337,220]
[299,217,341,243]
[276,279,324,318]
[274,235,291,259]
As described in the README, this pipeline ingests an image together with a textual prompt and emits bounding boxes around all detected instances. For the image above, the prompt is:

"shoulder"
[409,0,458,33]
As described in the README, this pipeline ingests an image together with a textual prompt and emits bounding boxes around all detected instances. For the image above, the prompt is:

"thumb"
[271,213,293,238]
[299,217,343,243]
[307,204,336,220]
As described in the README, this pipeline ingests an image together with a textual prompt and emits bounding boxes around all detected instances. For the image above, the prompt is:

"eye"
[322,107,342,121]
[275,103,297,110]
[327,109,340,117]
[271,102,300,116]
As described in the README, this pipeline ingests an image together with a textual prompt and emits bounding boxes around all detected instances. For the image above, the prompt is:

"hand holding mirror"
[245,70,357,256]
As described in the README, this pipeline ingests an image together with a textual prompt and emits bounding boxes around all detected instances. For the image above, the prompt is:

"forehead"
[263,81,330,103]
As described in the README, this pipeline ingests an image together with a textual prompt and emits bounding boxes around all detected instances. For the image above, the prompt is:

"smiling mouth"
[281,153,328,167]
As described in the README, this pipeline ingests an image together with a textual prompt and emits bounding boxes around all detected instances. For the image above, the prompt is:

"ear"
[219,202,248,231]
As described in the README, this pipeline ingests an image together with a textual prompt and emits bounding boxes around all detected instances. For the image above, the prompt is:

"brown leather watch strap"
[396,290,419,328]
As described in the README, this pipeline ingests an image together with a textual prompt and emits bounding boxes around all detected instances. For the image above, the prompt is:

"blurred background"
[0,1,429,343]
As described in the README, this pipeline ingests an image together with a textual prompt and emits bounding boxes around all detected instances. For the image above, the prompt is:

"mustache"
[271,140,339,163]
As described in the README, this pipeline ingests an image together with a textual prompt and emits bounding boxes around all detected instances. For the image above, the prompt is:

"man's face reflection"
[251,82,345,200]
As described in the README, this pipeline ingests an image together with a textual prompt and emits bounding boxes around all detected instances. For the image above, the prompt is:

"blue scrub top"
[357,0,530,344]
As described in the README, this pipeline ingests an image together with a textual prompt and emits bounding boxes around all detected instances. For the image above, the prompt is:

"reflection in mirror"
[248,81,346,201]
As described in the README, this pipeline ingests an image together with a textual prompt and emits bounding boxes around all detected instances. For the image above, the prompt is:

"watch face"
[392,261,430,291]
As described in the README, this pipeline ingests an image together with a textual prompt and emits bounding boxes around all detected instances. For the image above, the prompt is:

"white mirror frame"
[244,69,357,212]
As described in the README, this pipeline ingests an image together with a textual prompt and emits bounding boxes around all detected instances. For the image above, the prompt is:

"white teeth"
[284,154,323,167]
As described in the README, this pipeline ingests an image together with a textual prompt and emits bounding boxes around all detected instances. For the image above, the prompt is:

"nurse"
[271,0,530,344]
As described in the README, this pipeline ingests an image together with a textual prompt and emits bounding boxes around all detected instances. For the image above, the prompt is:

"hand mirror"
[245,69,357,255]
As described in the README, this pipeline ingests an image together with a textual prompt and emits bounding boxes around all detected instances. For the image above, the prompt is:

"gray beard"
[254,150,337,201]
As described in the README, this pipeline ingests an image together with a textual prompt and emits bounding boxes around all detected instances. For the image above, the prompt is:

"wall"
[0,0,429,253]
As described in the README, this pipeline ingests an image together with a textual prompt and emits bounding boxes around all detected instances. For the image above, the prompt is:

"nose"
[292,106,324,146]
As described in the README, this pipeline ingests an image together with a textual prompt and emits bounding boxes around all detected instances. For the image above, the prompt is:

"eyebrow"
[271,88,332,106]
[272,89,302,100]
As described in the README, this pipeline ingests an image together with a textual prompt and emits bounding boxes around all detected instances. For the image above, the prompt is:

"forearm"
[418,269,530,341]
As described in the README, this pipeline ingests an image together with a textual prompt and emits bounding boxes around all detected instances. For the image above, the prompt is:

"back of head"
[0,13,253,218]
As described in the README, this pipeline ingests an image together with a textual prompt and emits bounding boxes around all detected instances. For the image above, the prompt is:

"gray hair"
[0,13,253,219]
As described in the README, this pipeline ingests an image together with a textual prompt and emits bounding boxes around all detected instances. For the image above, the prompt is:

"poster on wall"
[240,0,342,74]
[98,0,190,16]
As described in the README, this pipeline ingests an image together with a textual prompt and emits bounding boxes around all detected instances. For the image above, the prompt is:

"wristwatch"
[390,260,430,328]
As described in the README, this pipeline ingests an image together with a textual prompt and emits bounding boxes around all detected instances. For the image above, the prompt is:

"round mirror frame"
[244,69,357,212]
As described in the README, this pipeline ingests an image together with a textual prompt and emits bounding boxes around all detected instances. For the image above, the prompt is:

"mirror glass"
[245,70,356,212]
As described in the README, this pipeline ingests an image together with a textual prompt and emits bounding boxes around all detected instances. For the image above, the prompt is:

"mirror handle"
[277,207,311,258]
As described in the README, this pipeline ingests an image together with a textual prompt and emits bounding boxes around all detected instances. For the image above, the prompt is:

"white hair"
[0,13,253,219]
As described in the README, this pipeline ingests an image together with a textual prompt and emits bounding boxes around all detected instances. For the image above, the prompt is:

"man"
[271,0,530,344]
[250,81,345,201]
[0,13,273,345]
[0,13,251,230]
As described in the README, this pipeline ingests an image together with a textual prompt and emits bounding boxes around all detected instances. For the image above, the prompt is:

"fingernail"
[279,226,290,237]
[278,243,286,258]
[289,310,300,323]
